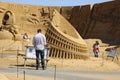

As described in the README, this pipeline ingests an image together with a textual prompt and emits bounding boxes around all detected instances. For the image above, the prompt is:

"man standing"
[32,29,46,70]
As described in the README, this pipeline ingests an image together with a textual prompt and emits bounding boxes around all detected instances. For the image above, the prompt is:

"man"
[93,41,99,57]
[32,29,46,70]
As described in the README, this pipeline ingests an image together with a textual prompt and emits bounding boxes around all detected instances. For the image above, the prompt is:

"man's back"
[33,33,46,50]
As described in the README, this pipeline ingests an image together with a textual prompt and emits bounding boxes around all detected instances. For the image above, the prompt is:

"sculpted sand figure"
[0,11,18,40]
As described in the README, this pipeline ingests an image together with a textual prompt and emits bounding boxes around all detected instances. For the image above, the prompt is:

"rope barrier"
[2,70,23,75]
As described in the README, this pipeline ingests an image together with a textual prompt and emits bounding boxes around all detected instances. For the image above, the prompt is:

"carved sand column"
[50,48,54,57]
[59,50,63,58]
[71,53,73,59]
[56,49,59,58]
[53,48,56,58]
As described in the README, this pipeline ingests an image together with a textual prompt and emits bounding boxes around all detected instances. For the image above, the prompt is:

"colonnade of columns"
[45,25,88,59]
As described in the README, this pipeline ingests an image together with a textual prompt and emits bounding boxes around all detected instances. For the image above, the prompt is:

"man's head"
[37,29,41,33]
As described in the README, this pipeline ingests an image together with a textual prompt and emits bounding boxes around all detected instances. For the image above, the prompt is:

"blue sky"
[0,0,113,6]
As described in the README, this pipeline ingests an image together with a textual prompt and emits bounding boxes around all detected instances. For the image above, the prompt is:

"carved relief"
[0,11,18,40]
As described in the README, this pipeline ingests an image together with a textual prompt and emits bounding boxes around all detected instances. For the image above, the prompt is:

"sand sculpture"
[0,2,88,59]
[45,10,88,59]
[0,10,18,40]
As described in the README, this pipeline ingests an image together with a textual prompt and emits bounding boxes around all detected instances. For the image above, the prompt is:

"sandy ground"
[0,55,120,80]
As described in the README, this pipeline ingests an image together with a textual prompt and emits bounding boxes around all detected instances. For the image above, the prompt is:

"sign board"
[26,46,36,58]
[107,49,116,57]
[25,46,48,59]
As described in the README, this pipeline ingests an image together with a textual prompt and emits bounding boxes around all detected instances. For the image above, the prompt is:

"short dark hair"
[37,29,41,33]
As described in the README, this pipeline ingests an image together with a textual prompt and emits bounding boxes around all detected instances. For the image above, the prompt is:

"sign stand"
[24,46,50,69]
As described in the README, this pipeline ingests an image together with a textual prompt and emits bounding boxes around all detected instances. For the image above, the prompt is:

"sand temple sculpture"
[0,2,88,59]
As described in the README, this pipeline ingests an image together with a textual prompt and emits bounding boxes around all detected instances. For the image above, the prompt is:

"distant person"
[22,33,28,39]
[22,33,30,42]
[32,29,46,70]
[93,41,99,57]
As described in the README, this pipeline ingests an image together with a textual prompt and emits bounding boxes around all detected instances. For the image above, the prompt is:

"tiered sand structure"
[0,2,88,59]
[46,10,88,59]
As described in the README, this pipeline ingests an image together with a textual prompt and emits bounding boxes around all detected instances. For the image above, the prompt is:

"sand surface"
[0,55,120,80]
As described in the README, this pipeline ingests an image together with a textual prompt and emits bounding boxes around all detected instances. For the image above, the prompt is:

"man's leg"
[40,50,45,70]
[94,52,96,57]
[94,52,97,57]
[36,50,40,70]
[96,52,98,57]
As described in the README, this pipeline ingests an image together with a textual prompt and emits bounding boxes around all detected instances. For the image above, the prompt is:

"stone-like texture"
[61,1,120,45]
[0,30,13,39]
[0,0,119,59]
[46,10,88,59]
[0,2,88,59]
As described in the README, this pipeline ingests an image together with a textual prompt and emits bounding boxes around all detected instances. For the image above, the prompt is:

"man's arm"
[32,36,35,47]
[43,35,46,45]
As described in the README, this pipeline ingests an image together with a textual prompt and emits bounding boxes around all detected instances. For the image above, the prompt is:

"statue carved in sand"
[0,11,19,40]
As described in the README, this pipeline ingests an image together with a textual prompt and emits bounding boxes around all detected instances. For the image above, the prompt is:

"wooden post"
[17,46,19,78]
[54,65,56,80]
